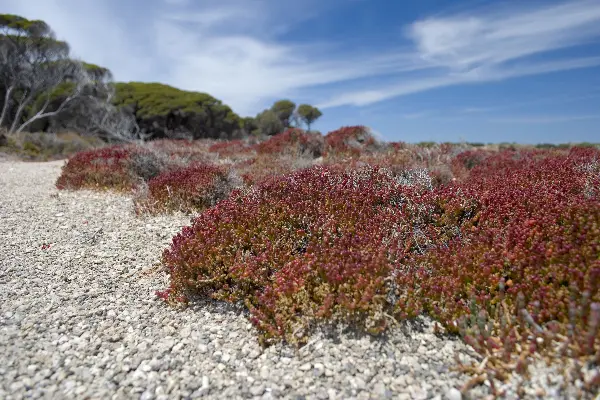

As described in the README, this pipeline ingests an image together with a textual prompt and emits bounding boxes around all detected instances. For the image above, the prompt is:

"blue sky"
[4,0,600,143]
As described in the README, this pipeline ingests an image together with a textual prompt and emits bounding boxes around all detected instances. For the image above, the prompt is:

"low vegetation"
[133,163,239,215]
[4,10,599,399]
[0,130,103,161]
[52,125,600,396]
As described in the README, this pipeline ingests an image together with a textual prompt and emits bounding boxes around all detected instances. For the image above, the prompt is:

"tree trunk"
[9,92,34,133]
[0,86,14,128]
[16,94,76,133]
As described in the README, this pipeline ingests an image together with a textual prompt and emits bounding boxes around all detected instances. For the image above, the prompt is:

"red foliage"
[55,145,136,191]
[159,164,474,343]
[450,149,495,181]
[139,163,233,213]
[208,140,253,157]
[254,129,324,157]
[396,148,600,337]
[324,126,378,157]
[146,139,213,163]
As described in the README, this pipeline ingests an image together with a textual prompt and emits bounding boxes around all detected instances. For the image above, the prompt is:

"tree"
[0,14,245,142]
[270,99,295,128]
[240,116,259,136]
[22,62,148,143]
[296,104,322,131]
[256,109,284,136]
[0,14,90,133]
[14,60,92,133]
[112,82,241,140]
[57,82,145,143]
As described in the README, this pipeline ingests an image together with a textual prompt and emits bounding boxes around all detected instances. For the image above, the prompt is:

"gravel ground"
[0,160,589,400]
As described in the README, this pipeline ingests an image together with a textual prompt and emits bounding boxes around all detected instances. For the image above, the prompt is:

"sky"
[3,0,600,143]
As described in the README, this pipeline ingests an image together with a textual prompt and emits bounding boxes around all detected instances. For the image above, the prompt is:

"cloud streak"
[319,0,600,108]
[2,0,600,115]
[489,115,600,124]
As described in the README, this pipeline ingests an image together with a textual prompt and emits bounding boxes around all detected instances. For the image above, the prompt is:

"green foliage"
[81,62,112,81]
[0,14,50,36]
[27,81,75,115]
[416,141,437,148]
[114,82,232,119]
[296,104,322,130]
[0,131,102,161]
[0,14,68,56]
[255,109,284,136]
[22,140,40,156]
[241,116,258,134]
[270,99,296,128]
[113,82,241,140]
[0,13,77,133]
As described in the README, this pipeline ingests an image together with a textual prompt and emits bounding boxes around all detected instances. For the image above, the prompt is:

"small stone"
[149,359,162,371]
[250,385,265,396]
[249,349,261,359]
[63,380,76,392]
[327,388,337,400]
[445,388,462,400]
[313,363,325,377]
[355,377,366,390]
[260,366,270,380]
[410,386,427,400]
[299,363,312,371]
[373,382,388,397]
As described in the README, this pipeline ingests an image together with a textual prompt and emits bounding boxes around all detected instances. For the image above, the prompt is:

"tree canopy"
[0,13,323,142]
[296,104,322,131]
[0,14,244,141]
[0,13,86,133]
[271,99,296,128]
[113,82,242,140]
[252,100,324,136]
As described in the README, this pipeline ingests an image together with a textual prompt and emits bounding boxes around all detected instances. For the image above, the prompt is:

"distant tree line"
[251,100,322,136]
[0,13,323,142]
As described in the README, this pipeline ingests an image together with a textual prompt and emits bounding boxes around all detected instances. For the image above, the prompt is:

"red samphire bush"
[159,164,475,344]
[55,145,136,191]
[324,126,380,158]
[135,163,236,214]
[255,128,324,158]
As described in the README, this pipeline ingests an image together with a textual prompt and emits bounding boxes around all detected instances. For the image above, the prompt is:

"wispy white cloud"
[400,111,433,120]
[319,1,600,107]
[459,88,600,114]
[462,107,494,114]
[1,0,157,82]
[3,0,600,115]
[489,114,600,124]
[408,0,600,71]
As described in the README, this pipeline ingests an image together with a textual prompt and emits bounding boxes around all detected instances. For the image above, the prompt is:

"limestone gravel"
[0,160,580,399]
